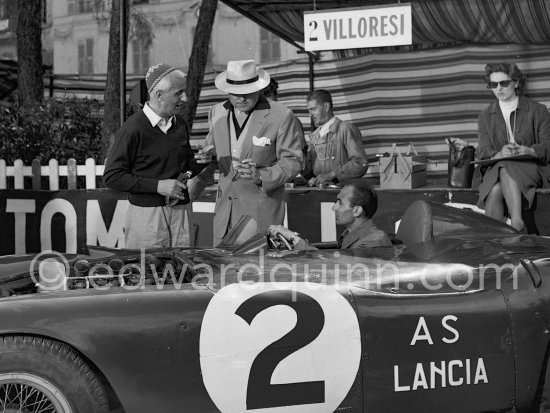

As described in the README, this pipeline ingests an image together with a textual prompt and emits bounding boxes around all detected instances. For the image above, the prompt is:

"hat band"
[227,75,259,85]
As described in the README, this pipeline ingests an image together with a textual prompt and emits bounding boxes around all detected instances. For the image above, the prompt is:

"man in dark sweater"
[103,63,202,248]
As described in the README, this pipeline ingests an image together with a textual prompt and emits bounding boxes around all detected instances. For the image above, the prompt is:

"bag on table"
[379,142,427,189]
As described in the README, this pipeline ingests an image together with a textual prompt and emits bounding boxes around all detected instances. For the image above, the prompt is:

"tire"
[531,349,550,413]
[538,358,550,413]
[0,336,109,413]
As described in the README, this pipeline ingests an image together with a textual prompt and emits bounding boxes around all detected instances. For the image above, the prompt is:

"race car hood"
[183,233,550,296]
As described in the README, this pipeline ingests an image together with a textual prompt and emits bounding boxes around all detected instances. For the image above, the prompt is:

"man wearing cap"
[104,63,204,248]
[194,60,304,246]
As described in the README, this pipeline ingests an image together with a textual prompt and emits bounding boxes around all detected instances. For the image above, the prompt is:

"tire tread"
[0,335,110,413]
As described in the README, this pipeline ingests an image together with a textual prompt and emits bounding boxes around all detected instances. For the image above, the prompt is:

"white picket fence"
[0,158,450,191]
[0,158,104,190]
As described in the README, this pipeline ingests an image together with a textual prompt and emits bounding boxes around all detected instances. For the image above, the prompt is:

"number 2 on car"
[199,283,362,412]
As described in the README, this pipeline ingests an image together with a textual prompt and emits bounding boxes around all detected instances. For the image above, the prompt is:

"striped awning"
[188,43,550,181]
[220,0,550,50]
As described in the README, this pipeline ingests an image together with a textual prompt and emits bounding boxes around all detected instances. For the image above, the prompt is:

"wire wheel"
[0,372,72,412]
[0,337,108,413]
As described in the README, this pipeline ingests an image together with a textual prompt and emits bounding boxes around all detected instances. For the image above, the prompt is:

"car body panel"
[0,203,550,412]
[0,288,219,412]
[353,286,516,412]
[501,258,550,411]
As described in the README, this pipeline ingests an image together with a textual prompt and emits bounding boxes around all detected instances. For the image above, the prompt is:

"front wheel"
[0,336,109,413]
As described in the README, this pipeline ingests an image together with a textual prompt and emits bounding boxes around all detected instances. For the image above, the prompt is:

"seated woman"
[477,62,550,231]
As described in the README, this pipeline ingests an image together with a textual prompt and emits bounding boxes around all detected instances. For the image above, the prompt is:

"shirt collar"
[498,96,519,112]
[319,116,337,137]
[143,102,175,132]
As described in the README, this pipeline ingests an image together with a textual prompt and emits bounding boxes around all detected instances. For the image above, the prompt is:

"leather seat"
[396,200,434,245]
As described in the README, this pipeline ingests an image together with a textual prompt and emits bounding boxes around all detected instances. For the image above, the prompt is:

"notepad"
[470,154,538,166]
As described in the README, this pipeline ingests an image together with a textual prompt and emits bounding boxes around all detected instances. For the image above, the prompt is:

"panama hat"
[215,60,270,94]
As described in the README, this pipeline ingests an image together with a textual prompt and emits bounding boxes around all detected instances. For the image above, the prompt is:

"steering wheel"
[267,232,294,251]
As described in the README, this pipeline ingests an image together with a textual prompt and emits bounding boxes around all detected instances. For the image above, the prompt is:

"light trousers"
[124,203,192,249]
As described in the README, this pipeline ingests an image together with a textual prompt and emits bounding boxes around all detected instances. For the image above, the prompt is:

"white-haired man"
[104,63,204,248]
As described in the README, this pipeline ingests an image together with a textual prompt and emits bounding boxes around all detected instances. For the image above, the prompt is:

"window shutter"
[78,42,85,73]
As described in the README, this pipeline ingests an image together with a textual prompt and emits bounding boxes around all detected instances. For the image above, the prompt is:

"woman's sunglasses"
[487,80,514,89]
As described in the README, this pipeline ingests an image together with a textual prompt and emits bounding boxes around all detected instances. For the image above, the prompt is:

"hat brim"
[215,68,270,94]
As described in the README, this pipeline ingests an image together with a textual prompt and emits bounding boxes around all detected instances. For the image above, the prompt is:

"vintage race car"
[0,200,549,413]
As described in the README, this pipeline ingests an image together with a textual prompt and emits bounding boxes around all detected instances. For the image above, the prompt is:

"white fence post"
[67,158,77,190]
[85,158,96,189]
[13,159,24,189]
[0,159,6,189]
[0,158,107,190]
[49,159,59,190]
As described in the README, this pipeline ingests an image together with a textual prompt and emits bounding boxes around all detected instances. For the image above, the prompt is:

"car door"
[353,286,516,412]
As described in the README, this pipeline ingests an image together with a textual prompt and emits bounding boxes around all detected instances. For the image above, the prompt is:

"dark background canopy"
[220,0,550,51]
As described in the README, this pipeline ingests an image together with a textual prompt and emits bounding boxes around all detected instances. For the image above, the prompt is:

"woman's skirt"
[477,160,544,210]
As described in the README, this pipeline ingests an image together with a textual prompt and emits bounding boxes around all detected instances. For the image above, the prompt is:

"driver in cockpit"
[269,179,392,251]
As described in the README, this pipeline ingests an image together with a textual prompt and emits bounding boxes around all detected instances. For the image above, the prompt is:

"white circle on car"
[200,282,361,413]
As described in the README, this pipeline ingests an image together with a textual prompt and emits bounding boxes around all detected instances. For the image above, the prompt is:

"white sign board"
[304,4,412,51]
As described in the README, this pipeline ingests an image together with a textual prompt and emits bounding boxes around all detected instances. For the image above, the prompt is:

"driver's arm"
[268,225,317,251]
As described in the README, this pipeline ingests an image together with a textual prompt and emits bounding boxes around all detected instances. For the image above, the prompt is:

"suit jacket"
[202,97,304,245]
[337,220,392,249]
[293,219,392,251]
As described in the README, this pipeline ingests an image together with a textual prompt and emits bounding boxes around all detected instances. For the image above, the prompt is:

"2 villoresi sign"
[304,3,412,51]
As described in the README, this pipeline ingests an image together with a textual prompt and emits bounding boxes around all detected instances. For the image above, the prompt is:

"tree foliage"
[0,97,103,164]
[9,0,219,162]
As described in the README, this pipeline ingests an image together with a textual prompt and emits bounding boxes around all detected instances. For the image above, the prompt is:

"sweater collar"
[143,102,175,133]
[488,95,529,114]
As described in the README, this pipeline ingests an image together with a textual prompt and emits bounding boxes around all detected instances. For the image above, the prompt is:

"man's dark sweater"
[103,110,203,207]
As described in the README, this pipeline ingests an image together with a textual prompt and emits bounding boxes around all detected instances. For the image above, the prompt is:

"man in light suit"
[194,60,304,246]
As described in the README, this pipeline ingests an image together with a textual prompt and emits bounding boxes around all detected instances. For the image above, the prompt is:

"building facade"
[0,0,300,75]
[48,0,300,76]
